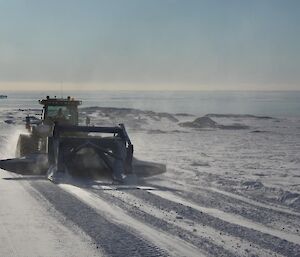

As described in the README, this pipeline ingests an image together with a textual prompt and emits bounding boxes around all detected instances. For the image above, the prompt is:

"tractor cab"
[39,96,81,126]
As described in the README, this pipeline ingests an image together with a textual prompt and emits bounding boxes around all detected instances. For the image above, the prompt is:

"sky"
[0,0,299,91]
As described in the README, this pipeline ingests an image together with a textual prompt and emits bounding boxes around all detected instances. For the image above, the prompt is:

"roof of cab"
[39,96,82,106]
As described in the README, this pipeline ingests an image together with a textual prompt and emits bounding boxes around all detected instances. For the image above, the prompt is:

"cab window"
[46,105,76,124]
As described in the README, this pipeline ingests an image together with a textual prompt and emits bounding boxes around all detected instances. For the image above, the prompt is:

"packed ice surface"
[2,106,299,212]
[0,105,300,257]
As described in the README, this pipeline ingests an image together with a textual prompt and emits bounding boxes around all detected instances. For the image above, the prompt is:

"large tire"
[16,134,38,157]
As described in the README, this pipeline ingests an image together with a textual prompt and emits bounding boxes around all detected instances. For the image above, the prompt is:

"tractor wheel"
[16,134,38,157]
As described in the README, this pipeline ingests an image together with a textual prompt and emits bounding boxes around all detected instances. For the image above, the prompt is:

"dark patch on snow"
[241,180,264,189]
[218,124,249,130]
[18,108,42,112]
[147,129,168,134]
[254,173,267,177]
[190,161,210,167]
[279,191,300,208]
[4,119,15,124]
[250,130,269,133]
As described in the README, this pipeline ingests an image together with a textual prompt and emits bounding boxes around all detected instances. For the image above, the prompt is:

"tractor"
[1,96,160,183]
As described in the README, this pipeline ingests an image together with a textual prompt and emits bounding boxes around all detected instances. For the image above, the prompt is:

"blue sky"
[0,0,299,90]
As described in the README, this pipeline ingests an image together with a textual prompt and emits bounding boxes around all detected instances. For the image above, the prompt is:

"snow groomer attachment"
[0,96,165,183]
[47,122,134,182]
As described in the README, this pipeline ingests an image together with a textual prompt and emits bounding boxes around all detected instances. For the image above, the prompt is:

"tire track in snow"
[163,175,300,218]
[0,172,101,257]
[93,182,300,240]
[199,186,300,218]
[59,183,203,257]
[30,180,169,257]
[152,178,300,229]
[175,185,300,235]
[88,186,284,257]
[128,188,300,257]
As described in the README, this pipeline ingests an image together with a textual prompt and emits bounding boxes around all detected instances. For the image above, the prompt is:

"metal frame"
[48,123,133,181]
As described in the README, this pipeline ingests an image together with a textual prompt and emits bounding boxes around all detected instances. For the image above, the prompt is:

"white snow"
[0,171,101,257]
[0,107,300,256]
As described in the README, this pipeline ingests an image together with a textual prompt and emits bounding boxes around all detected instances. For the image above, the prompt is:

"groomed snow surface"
[0,107,299,257]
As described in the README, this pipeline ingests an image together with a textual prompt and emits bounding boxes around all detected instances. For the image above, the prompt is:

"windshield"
[46,105,76,124]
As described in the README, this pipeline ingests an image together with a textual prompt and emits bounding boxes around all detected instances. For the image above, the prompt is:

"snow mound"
[179,116,249,130]
[179,116,218,129]
[79,106,180,131]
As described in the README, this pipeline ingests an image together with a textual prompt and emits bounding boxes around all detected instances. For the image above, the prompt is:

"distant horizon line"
[0,89,299,92]
[3,87,299,93]
[0,81,299,92]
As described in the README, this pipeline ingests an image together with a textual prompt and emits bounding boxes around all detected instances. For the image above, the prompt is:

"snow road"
[1,109,300,257]
[0,171,101,257]
[1,169,299,257]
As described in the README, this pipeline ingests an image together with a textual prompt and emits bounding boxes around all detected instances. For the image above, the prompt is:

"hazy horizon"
[1,0,299,91]
[1,86,300,92]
